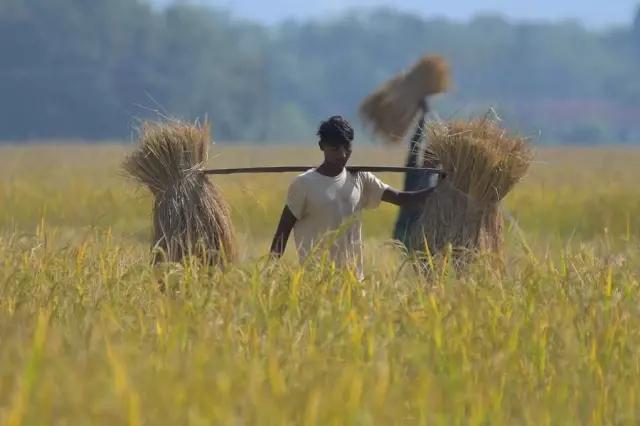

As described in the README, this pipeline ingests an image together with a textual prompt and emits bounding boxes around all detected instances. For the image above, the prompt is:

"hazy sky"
[171,0,638,28]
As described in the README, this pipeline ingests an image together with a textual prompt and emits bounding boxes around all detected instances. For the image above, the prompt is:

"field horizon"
[2,142,640,424]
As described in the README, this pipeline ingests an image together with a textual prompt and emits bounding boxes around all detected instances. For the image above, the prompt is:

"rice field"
[1,142,640,424]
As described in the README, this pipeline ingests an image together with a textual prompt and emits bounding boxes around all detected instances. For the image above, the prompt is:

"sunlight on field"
[2,143,640,423]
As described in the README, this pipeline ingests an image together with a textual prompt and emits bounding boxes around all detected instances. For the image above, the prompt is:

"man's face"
[320,141,352,168]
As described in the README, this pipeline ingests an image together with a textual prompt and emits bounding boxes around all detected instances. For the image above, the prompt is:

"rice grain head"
[424,115,534,204]
[409,113,532,271]
[121,119,238,268]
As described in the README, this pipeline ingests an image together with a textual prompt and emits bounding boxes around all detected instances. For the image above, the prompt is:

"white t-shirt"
[285,168,389,281]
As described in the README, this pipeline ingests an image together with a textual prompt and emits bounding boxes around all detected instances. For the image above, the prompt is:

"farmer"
[269,115,444,281]
[392,99,440,252]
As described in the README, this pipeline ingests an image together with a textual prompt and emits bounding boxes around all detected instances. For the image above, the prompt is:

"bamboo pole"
[202,166,445,176]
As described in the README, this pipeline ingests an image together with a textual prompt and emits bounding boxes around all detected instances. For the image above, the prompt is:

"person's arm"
[269,178,305,259]
[360,170,443,210]
[382,184,439,207]
[269,206,298,258]
[405,101,428,169]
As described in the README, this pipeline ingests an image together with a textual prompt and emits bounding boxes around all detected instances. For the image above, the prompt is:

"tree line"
[2,0,640,144]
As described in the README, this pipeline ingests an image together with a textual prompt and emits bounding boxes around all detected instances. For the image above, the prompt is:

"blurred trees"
[1,0,640,144]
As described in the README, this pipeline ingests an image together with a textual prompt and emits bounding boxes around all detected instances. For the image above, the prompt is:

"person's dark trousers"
[392,113,437,252]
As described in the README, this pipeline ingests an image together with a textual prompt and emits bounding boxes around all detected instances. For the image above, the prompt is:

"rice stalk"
[409,113,532,271]
[121,119,237,268]
[359,55,451,144]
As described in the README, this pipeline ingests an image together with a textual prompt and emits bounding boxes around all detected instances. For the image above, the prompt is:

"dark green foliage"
[1,0,640,144]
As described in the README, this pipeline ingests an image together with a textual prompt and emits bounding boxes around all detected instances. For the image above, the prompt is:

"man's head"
[317,115,354,168]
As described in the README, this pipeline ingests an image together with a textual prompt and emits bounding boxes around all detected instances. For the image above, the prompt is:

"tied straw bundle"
[359,55,451,144]
[121,119,237,268]
[408,112,534,269]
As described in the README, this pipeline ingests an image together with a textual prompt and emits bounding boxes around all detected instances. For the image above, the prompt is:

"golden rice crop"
[121,119,237,268]
[409,114,533,269]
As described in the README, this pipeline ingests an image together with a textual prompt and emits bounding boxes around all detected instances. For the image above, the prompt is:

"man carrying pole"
[268,115,445,282]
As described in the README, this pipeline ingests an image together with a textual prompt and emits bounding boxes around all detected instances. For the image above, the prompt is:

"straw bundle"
[359,55,451,144]
[408,113,533,269]
[121,119,237,267]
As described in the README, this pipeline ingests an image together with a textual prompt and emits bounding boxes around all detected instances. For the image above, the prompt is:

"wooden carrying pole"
[203,166,445,175]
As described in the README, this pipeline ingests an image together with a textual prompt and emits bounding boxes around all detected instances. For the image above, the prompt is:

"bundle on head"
[408,112,533,271]
[359,54,451,144]
[121,119,237,268]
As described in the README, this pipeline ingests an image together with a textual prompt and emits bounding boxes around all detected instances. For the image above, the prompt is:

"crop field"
[2,142,640,424]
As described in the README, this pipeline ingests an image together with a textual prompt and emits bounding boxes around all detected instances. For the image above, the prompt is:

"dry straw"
[409,112,533,270]
[121,119,237,268]
[359,55,451,144]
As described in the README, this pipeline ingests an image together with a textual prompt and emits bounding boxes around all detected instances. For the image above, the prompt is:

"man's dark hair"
[317,115,354,145]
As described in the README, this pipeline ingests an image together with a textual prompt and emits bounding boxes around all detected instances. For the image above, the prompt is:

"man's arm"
[270,177,305,258]
[269,205,298,258]
[382,186,435,206]
[359,170,443,210]
[382,174,445,207]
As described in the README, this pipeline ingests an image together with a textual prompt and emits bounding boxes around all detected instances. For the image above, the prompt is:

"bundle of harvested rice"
[121,119,237,267]
[359,55,451,144]
[408,113,533,269]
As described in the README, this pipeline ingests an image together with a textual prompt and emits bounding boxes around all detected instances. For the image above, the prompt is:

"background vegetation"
[4,0,640,144]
